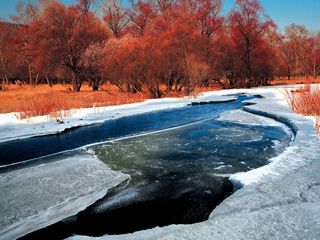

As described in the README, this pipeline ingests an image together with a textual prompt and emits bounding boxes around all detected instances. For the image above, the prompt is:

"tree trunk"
[148,83,162,99]
[35,73,39,85]
[72,71,81,92]
[313,56,317,79]
[125,82,130,92]
[244,37,253,87]
[287,68,291,80]
[28,64,33,86]
[73,82,81,92]
[110,80,125,92]
[90,78,100,91]
[1,79,4,91]
[45,73,52,87]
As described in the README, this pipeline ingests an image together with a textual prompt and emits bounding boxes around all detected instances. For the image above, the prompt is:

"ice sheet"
[217,109,285,127]
[69,202,320,240]
[0,154,130,240]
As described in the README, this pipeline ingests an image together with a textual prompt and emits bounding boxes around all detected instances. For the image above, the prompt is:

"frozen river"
[0,97,243,166]
[8,94,293,239]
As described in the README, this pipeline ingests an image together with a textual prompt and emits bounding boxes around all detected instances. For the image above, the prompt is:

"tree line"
[0,0,319,97]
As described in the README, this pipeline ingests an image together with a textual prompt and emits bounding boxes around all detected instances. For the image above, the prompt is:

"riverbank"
[1,86,320,239]
[0,77,318,118]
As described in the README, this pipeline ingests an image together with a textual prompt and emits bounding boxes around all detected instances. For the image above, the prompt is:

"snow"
[65,85,320,240]
[0,153,130,240]
[217,109,285,127]
[192,93,237,102]
[229,146,299,187]
[1,85,320,239]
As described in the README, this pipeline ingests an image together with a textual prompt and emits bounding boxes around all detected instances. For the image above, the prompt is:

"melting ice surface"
[21,95,293,239]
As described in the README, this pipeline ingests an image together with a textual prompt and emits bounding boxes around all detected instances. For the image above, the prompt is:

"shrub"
[285,84,320,133]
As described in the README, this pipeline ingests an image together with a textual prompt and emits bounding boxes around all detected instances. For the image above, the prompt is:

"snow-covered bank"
[67,86,320,240]
[0,95,238,144]
[0,154,130,240]
[0,99,184,144]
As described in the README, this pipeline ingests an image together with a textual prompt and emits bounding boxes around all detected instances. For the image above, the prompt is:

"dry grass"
[16,95,74,120]
[0,83,148,119]
[272,77,320,86]
[6,76,316,120]
[1,78,318,121]
[285,84,320,134]
[0,83,221,119]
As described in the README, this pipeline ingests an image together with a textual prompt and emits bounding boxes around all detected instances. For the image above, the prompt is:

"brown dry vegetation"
[2,77,319,121]
[285,83,320,133]
[0,83,221,119]
[0,84,147,118]
[272,77,320,86]
[3,77,320,120]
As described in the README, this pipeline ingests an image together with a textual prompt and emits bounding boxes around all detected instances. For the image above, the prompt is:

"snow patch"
[229,146,299,188]
[214,165,232,170]
[217,109,285,127]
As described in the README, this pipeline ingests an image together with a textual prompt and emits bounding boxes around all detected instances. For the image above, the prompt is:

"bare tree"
[102,0,132,38]
[0,21,18,90]
[32,2,108,91]
[11,0,40,85]
[76,0,96,14]
[285,24,311,78]
[310,32,320,79]
[228,0,276,87]
[129,0,155,36]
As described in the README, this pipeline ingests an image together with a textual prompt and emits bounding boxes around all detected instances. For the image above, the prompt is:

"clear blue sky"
[0,0,319,32]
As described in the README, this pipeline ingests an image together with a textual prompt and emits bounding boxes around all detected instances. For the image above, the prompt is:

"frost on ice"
[0,153,130,240]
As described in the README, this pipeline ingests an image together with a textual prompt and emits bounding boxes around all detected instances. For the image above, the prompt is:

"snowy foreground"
[0,154,130,240]
[1,86,320,239]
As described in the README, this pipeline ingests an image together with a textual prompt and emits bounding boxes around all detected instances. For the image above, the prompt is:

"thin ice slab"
[0,154,130,240]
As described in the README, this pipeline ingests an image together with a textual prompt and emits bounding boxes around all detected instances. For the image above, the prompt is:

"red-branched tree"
[102,0,131,38]
[129,0,155,36]
[31,2,108,91]
[228,0,277,87]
